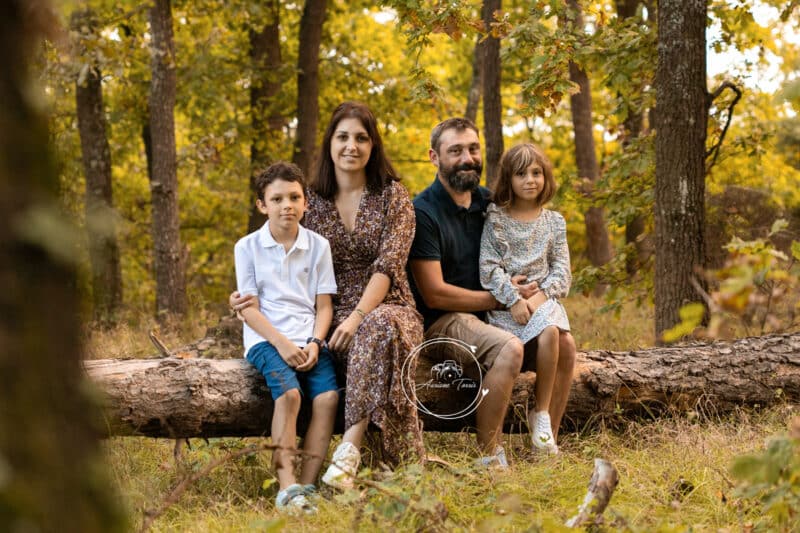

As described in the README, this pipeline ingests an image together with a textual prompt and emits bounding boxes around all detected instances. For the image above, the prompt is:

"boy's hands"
[276,339,308,368]
[510,298,531,325]
[296,342,319,371]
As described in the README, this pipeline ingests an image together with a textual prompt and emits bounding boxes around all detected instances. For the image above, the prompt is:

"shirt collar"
[258,222,310,251]
[431,175,486,214]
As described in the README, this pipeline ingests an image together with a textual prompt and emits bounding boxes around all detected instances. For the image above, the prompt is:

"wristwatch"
[306,337,324,348]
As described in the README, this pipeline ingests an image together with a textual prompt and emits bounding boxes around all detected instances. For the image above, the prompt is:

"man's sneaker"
[276,483,316,515]
[322,441,361,490]
[531,411,558,455]
[476,445,510,469]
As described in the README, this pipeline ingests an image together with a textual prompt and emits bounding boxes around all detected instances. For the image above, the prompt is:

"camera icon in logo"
[431,359,463,383]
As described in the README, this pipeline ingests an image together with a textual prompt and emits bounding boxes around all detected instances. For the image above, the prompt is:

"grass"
[90,296,798,531]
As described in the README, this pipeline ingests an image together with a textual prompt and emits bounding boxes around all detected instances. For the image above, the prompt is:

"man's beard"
[440,161,483,192]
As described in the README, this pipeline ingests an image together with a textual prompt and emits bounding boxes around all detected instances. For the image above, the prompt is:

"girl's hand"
[328,312,363,353]
[510,299,531,325]
[276,340,307,368]
[229,291,258,320]
[526,291,547,314]
[511,275,540,300]
[296,343,319,372]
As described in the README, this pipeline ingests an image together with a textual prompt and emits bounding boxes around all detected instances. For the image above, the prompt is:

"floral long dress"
[304,180,424,464]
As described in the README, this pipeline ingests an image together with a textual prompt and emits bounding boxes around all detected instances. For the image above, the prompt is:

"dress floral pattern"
[304,181,424,464]
[479,203,571,344]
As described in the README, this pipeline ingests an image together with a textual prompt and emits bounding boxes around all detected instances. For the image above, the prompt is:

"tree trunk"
[148,0,187,318]
[84,331,800,438]
[0,2,125,529]
[654,0,708,340]
[72,9,122,323]
[292,0,327,178]
[566,0,613,268]
[464,35,483,124]
[481,0,503,188]
[248,1,286,233]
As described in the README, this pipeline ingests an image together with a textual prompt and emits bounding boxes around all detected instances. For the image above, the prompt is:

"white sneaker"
[276,483,316,515]
[476,446,510,469]
[531,411,558,455]
[322,441,361,490]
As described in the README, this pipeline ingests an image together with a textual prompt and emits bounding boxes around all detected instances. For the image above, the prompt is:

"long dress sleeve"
[479,206,521,307]
[540,212,572,299]
[371,181,416,284]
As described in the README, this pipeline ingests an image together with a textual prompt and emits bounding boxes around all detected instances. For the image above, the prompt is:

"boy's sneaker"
[476,445,509,469]
[276,483,316,515]
[531,411,558,455]
[322,441,361,490]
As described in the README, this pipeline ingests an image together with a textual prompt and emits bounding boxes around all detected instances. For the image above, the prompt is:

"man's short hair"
[253,161,306,201]
[430,117,480,153]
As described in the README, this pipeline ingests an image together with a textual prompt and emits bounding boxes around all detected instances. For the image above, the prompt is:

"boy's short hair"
[254,162,307,201]
[430,117,479,153]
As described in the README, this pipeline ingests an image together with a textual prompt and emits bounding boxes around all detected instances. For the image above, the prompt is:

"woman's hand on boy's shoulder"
[229,291,258,320]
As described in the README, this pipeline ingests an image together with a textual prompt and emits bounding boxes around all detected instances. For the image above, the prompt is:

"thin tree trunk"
[0,1,125,529]
[248,1,285,232]
[72,9,122,322]
[566,0,613,268]
[654,0,708,340]
[465,35,483,124]
[85,332,800,437]
[148,0,187,318]
[615,0,650,277]
[482,0,503,188]
[292,0,327,178]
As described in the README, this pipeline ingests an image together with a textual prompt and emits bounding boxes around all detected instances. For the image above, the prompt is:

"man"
[408,118,576,465]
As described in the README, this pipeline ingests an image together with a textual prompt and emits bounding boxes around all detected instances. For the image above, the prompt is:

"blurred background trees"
[45,0,799,340]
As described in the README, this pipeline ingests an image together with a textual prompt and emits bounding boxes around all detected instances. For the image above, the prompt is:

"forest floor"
[89,296,799,532]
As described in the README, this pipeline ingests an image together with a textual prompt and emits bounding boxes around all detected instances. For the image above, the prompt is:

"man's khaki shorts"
[424,312,517,370]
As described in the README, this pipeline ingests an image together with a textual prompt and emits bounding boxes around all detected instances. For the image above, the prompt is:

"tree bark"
[566,0,613,268]
[464,35,483,124]
[0,1,125,529]
[148,0,187,318]
[654,0,708,340]
[292,0,327,178]
[84,331,800,438]
[72,9,122,323]
[248,1,285,233]
[481,0,503,188]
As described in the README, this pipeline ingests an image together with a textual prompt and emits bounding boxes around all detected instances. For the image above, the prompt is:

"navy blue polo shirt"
[408,177,491,329]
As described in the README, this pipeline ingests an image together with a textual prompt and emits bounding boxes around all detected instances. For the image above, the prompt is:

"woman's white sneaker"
[322,441,361,490]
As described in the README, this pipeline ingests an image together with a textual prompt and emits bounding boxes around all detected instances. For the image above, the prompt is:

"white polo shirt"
[234,222,337,356]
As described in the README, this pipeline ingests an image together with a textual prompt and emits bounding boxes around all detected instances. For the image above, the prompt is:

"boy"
[234,162,339,514]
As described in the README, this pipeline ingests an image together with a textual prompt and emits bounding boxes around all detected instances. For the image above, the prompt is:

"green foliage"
[664,222,800,342]
[731,427,800,532]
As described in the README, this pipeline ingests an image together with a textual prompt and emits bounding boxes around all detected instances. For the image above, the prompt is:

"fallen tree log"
[84,325,800,438]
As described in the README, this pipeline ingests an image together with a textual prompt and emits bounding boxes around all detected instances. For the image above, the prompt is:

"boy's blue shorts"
[246,341,338,401]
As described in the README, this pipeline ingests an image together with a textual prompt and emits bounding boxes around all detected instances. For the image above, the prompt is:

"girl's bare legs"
[298,391,339,485]
[531,326,560,415]
[272,389,302,488]
[548,331,576,440]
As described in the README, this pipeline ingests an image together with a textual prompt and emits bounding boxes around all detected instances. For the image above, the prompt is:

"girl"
[479,143,572,455]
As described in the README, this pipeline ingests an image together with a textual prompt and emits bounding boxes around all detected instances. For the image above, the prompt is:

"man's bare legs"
[298,390,339,486]
[475,337,524,453]
[548,331,576,441]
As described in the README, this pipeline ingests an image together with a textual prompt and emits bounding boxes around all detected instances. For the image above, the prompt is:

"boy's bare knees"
[313,390,339,411]
[276,388,302,409]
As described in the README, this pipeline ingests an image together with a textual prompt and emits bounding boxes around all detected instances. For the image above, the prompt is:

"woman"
[232,102,424,489]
